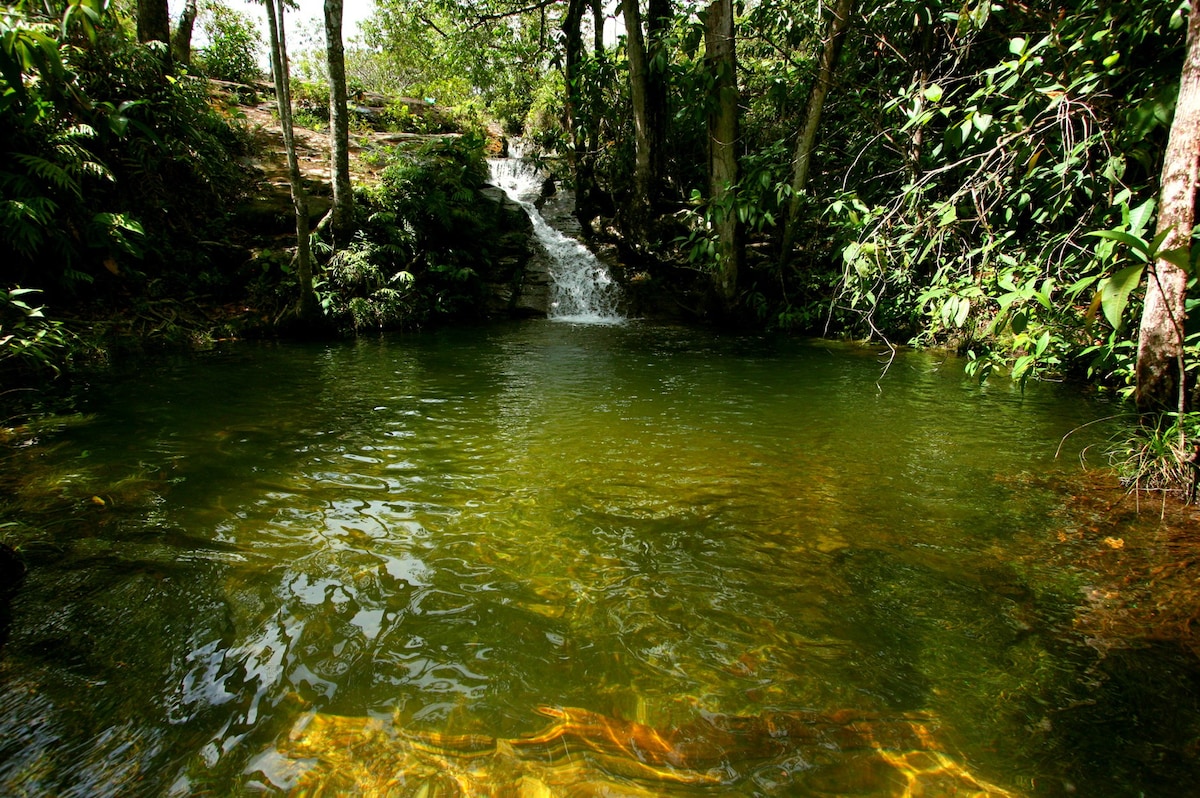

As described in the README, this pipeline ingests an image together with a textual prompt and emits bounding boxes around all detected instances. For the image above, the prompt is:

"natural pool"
[1,320,1198,796]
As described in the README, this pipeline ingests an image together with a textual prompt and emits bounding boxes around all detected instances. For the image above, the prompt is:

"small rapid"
[489,156,623,324]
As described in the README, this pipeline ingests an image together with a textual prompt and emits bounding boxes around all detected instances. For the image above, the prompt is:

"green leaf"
[954,297,971,327]
[1010,309,1028,335]
[1034,277,1054,310]
[1013,354,1036,377]
[1066,274,1100,298]
[1128,197,1156,237]
[1035,331,1050,356]
[1088,229,1151,259]
[1099,263,1145,329]
[1159,247,1192,272]
[923,83,943,103]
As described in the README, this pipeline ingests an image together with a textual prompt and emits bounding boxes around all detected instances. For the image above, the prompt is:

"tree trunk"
[704,0,742,312]
[564,0,597,229]
[325,0,355,244]
[137,0,171,45]
[620,0,652,241]
[591,0,605,57]
[171,0,198,66]
[1135,0,1200,412]
[646,0,670,202]
[265,0,318,322]
[780,0,853,262]
[905,10,935,184]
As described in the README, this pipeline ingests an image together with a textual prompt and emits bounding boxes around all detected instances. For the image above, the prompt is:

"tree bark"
[171,0,198,66]
[591,0,605,57]
[905,10,935,184]
[137,0,171,45]
[646,0,670,201]
[780,0,853,262]
[563,0,597,229]
[1135,0,1200,412]
[620,0,652,239]
[265,0,318,321]
[704,0,742,312]
[325,0,355,244]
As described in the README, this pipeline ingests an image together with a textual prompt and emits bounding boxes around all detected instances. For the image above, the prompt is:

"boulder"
[476,186,550,318]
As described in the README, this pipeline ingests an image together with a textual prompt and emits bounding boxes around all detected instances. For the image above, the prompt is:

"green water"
[1,321,1198,796]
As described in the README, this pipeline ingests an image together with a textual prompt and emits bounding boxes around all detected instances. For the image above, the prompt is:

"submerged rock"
[267,704,1018,796]
[0,543,24,594]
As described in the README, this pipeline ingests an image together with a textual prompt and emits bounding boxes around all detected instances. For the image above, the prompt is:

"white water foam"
[489,157,623,325]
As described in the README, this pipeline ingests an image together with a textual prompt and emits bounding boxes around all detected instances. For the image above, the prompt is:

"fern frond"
[11,152,79,195]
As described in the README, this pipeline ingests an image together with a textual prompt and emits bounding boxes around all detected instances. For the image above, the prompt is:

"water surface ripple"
[1,321,1196,796]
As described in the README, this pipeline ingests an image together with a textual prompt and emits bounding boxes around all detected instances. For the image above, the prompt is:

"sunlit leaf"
[1128,197,1156,237]
[954,297,971,327]
[1100,264,1145,329]
[1088,229,1150,258]
[1158,247,1192,272]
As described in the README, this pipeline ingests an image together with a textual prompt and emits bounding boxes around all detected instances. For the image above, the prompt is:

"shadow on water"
[0,323,1198,795]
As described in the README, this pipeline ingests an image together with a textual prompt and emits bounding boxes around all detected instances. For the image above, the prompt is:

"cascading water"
[489,156,623,324]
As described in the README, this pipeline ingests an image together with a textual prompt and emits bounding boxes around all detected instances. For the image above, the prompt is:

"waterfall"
[489,157,623,325]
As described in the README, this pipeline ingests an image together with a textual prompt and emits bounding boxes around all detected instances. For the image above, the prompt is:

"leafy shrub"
[291,78,329,128]
[1109,412,1200,502]
[353,134,495,322]
[0,288,72,377]
[0,3,253,301]
[316,242,417,331]
[196,1,262,84]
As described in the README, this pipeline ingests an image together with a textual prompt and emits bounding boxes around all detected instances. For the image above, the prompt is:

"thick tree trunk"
[137,0,171,44]
[620,0,652,240]
[171,0,197,66]
[780,0,853,261]
[265,0,318,322]
[325,0,355,244]
[1135,0,1200,412]
[704,0,742,312]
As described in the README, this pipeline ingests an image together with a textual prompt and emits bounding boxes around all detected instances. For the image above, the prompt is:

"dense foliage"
[320,134,513,331]
[355,1,1191,369]
[195,0,262,84]
[0,0,252,299]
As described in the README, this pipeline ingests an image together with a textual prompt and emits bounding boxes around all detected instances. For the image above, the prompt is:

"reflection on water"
[0,321,1197,796]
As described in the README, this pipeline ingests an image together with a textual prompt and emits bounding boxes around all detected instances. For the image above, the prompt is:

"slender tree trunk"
[591,0,605,57]
[171,0,198,66]
[325,0,355,244]
[265,0,318,321]
[588,0,606,217]
[646,0,670,202]
[564,0,596,229]
[780,0,853,261]
[621,0,652,241]
[704,0,742,312]
[137,0,171,45]
[1136,0,1200,413]
[905,11,935,184]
